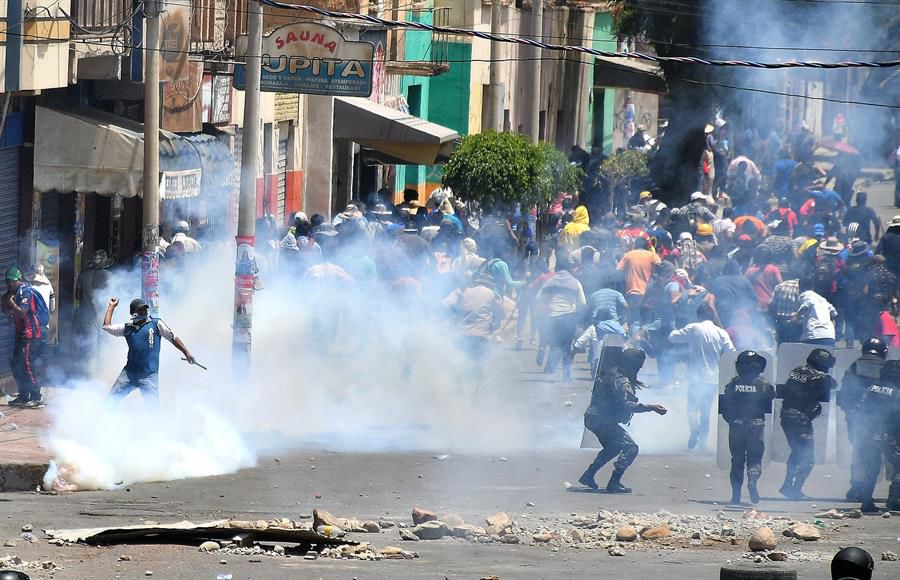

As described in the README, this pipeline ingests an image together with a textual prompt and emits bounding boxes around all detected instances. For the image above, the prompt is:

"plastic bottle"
[215,575,232,580]
[316,524,346,538]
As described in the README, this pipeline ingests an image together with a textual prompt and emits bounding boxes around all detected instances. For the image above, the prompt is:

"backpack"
[29,287,50,328]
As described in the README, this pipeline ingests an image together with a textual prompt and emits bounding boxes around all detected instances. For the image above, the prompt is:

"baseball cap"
[690,191,706,201]
[639,191,652,200]
[696,223,714,236]
[813,223,826,237]
[5,267,22,281]
[129,298,149,314]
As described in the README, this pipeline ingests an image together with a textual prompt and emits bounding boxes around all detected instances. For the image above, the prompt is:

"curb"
[0,462,48,492]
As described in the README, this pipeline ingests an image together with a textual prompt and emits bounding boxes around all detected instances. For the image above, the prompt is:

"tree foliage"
[598,149,650,189]
[442,132,582,207]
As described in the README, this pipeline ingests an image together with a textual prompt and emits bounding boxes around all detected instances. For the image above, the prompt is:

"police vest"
[837,356,883,412]
[124,319,162,377]
[721,379,774,421]
[779,366,831,418]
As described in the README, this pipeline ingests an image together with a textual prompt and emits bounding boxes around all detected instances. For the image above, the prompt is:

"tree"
[442,131,538,208]
[597,149,650,210]
[442,132,581,208]
[532,142,583,205]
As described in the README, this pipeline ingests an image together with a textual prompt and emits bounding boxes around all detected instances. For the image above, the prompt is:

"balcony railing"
[70,0,133,35]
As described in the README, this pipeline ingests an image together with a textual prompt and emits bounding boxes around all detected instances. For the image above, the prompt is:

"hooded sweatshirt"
[559,206,590,254]
[537,270,587,317]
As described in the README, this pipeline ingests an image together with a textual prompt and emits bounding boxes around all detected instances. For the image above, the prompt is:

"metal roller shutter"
[276,138,287,226]
[0,147,22,373]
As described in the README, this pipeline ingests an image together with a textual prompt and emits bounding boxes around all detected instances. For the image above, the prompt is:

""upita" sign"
[235,23,375,97]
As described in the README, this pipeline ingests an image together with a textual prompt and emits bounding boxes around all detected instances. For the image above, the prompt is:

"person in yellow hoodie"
[559,206,591,258]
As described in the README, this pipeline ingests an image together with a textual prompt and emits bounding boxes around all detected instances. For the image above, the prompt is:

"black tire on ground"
[719,565,798,580]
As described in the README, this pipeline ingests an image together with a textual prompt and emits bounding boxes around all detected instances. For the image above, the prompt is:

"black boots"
[606,468,632,493]
[578,472,599,490]
[748,478,760,504]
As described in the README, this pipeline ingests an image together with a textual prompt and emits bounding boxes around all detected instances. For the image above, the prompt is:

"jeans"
[687,381,718,448]
[11,339,43,401]
[109,370,160,401]
[804,337,835,347]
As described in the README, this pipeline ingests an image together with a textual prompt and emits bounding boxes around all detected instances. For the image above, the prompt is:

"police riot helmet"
[830,546,874,580]
[807,348,836,372]
[735,350,767,375]
[861,337,888,359]
[618,348,647,376]
[0,571,31,580]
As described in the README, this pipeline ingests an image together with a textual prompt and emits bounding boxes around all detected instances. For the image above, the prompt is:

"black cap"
[0,571,31,580]
[129,298,149,314]
[831,547,873,580]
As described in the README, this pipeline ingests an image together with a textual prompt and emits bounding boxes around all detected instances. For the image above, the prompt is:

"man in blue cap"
[102,297,195,401]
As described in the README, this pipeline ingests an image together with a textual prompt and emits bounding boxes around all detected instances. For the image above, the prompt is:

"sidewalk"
[0,392,53,492]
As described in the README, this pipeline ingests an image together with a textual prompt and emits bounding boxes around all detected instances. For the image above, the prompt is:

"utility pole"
[142,0,162,315]
[525,0,543,143]
[233,0,263,376]
[485,0,502,132]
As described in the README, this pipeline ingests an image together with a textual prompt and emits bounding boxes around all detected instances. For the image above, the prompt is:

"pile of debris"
[0,555,59,572]
[391,505,848,558]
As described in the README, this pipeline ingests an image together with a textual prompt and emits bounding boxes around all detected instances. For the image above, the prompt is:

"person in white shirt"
[669,303,736,450]
[170,221,202,253]
[794,278,837,347]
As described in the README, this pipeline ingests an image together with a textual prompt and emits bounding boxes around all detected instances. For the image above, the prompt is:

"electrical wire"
[257,1,900,69]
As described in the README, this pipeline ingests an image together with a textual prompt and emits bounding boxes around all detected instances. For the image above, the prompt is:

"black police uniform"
[779,364,835,498]
[580,367,652,490]
[857,366,900,511]
[721,376,775,503]
[837,353,884,498]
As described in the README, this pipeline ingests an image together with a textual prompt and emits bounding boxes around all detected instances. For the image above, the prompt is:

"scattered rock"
[501,534,520,544]
[272,545,285,556]
[767,551,788,562]
[532,532,556,543]
[199,541,221,552]
[20,524,32,533]
[846,509,862,519]
[412,508,437,526]
[313,509,352,530]
[441,514,465,527]
[608,545,626,556]
[882,551,897,561]
[615,526,638,542]
[640,525,672,540]
[526,501,536,507]
[815,509,843,519]
[412,521,450,540]
[785,523,822,541]
[118,555,132,562]
[361,521,381,533]
[748,527,778,552]
[568,529,585,543]
[451,524,486,539]
[3,540,17,548]
[378,520,396,529]
[399,529,419,542]
[486,512,511,529]
[883,513,892,519]
[144,572,153,577]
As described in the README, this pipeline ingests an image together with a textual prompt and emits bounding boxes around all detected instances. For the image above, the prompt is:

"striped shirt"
[11,285,43,340]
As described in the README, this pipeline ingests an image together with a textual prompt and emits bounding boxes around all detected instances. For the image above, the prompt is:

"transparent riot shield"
[834,348,860,468]
[771,343,835,464]
[581,334,625,449]
[717,350,777,470]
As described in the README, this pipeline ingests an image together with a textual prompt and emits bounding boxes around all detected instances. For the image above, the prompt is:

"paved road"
[2,338,898,579]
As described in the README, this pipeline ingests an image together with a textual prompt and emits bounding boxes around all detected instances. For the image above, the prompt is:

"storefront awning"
[34,106,203,198]
[593,56,667,94]
[333,97,459,166]
[183,133,235,197]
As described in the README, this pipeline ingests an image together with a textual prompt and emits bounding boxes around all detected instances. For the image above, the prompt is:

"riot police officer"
[578,348,668,493]
[837,337,887,501]
[778,348,836,500]
[721,351,776,504]
[857,359,900,513]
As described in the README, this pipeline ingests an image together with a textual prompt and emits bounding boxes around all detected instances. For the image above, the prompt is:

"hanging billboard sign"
[235,23,375,97]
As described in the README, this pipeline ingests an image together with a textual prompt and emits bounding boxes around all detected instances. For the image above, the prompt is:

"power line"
[678,76,896,108]
[257,1,900,69]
